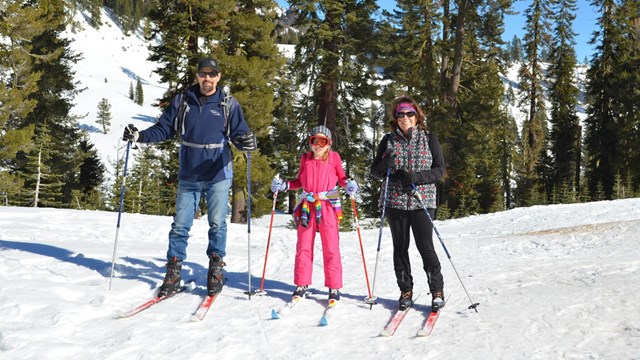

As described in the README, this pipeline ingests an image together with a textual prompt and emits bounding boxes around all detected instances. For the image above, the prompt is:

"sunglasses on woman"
[396,111,416,119]
[309,136,329,148]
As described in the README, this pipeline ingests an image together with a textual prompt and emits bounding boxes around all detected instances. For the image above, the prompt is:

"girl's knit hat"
[310,125,332,144]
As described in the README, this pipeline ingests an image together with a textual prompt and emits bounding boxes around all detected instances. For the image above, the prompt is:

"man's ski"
[318,299,337,326]
[191,292,221,321]
[116,285,188,318]
[271,295,306,319]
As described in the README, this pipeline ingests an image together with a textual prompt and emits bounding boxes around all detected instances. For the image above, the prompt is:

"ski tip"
[271,309,280,319]
[416,330,427,337]
[190,315,202,322]
[380,330,391,337]
[115,310,128,319]
[319,316,328,326]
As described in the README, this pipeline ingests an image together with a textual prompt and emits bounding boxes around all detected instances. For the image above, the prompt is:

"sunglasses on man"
[309,136,329,148]
[396,111,416,119]
[197,71,218,78]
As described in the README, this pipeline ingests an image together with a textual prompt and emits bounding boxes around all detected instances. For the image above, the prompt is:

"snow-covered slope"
[1,199,639,359]
[66,9,167,177]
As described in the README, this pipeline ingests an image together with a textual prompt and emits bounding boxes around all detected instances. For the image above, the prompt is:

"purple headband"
[396,103,416,113]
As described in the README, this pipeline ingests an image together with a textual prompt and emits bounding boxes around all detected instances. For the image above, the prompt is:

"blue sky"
[275,0,597,62]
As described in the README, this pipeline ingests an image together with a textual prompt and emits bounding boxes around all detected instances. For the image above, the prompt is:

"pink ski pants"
[294,201,343,289]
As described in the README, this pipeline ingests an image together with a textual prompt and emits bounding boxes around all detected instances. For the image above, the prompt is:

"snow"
[1,199,640,359]
[2,7,638,360]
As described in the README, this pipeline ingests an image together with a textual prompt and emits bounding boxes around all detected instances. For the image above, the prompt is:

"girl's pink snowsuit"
[288,151,347,289]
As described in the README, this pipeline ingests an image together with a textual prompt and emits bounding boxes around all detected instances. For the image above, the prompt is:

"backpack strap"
[173,90,236,146]
[220,92,237,139]
[173,92,189,143]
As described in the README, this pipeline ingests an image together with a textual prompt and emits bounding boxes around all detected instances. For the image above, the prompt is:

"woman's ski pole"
[411,184,480,312]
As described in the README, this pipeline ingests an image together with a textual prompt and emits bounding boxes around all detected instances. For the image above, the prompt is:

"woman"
[271,125,358,302]
[370,95,446,311]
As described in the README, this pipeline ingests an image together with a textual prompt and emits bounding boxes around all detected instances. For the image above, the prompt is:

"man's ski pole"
[245,152,256,299]
[109,141,132,290]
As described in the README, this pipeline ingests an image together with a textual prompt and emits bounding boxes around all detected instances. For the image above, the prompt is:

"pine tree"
[0,1,45,185]
[18,122,65,207]
[129,81,135,100]
[17,0,88,208]
[584,0,622,200]
[612,0,640,192]
[96,98,112,134]
[135,76,144,105]
[268,66,306,214]
[287,0,379,223]
[218,0,287,223]
[547,0,581,200]
[288,0,379,145]
[516,0,553,206]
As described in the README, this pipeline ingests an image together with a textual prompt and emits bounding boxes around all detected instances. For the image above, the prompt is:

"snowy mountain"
[1,197,639,359]
[65,9,167,178]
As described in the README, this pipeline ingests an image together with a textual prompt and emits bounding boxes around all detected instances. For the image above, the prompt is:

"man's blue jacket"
[139,84,249,182]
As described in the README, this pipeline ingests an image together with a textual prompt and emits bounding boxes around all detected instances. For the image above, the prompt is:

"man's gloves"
[345,179,359,196]
[122,124,140,142]
[271,177,288,193]
[234,132,257,152]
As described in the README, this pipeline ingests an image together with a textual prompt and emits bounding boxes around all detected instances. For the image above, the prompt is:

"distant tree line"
[1,0,639,224]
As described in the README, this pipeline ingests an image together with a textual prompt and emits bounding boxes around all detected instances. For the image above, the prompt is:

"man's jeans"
[167,179,231,261]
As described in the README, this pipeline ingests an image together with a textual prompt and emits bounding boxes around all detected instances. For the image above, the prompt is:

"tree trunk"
[230,180,246,224]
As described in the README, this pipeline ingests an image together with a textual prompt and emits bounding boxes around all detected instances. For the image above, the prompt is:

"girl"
[271,125,358,301]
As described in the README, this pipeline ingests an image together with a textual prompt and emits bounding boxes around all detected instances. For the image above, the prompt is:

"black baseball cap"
[197,57,221,73]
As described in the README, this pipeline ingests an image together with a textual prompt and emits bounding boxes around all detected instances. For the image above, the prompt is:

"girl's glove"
[271,177,288,193]
[345,179,359,196]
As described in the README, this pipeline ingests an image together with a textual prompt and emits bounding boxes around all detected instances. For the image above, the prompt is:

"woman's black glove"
[401,170,421,186]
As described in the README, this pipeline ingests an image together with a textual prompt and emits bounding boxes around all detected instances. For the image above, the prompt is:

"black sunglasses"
[197,71,218,78]
[396,111,416,119]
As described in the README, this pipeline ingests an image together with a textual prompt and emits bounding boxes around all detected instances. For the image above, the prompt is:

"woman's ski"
[380,306,412,336]
[416,311,440,336]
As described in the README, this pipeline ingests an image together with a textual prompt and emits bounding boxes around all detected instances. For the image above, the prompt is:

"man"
[122,57,257,297]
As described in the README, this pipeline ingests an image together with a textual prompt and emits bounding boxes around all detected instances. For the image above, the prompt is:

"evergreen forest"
[1,0,639,226]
